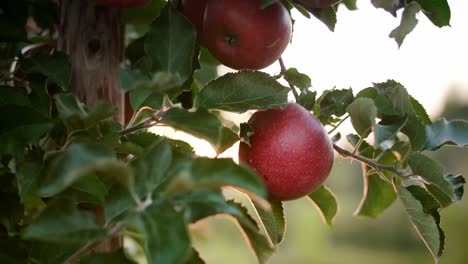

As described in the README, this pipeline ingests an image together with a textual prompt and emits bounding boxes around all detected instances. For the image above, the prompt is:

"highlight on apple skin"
[239,103,334,201]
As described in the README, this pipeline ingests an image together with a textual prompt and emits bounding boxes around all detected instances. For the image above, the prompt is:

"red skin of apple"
[295,0,341,9]
[95,0,151,8]
[203,0,292,70]
[239,103,334,201]
[179,0,208,43]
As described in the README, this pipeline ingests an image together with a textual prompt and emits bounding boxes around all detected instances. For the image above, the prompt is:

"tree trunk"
[58,0,125,256]
[59,0,125,123]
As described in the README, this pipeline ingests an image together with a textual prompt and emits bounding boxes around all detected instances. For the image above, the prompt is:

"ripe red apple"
[239,103,334,201]
[95,0,151,8]
[179,0,208,43]
[295,0,341,9]
[202,0,292,70]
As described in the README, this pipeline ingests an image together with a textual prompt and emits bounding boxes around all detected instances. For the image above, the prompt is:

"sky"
[272,0,468,118]
[156,0,468,157]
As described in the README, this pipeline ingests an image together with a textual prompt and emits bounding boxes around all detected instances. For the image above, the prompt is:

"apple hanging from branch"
[239,103,334,201]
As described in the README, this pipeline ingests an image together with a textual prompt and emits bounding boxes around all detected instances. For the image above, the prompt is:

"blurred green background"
[189,91,468,264]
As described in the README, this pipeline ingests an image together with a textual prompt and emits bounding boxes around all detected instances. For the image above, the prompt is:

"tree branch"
[119,108,169,136]
[333,143,409,177]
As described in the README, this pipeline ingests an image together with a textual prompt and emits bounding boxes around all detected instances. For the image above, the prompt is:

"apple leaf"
[141,3,196,95]
[22,198,107,243]
[261,0,278,9]
[359,80,427,150]
[186,248,205,264]
[27,241,84,264]
[160,108,239,154]
[316,88,354,124]
[423,119,468,150]
[130,138,172,194]
[415,0,450,27]
[371,0,403,16]
[194,71,289,113]
[39,143,130,197]
[21,51,71,88]
[410,96,432,125]
[346,97,377,138]
[307,185,338,227]
[408,153,465,205]
[298,3,337,31]
[227,201,275,263]
[390,2,421,47]
[16,152,44,204]
[79,250,136,264]
[0,238,28,264]
[0,104,53,156]
[342,0,357,10]
[283,68,312,91]
[127,202,192,264]
[165,158,266,199]
[253,200,285,245]
[374,115,408,150]
[394,183,444,262]
[355,151,397,218]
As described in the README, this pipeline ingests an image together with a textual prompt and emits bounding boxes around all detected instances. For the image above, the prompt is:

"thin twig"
[327,115,350,134]
[119,108,169,136]
[278,57,300,102]
[64,222,125,264]
[333,143,409,177]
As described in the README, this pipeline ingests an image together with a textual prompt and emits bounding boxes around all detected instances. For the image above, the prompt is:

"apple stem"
[278,57,300,102]
[333,143,411,177]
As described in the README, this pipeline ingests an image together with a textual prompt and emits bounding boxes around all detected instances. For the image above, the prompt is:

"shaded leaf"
[416,0,450,27]
[160,108,238,154]
[394,183,444,261]
[346,97,377,138]
[390,2,420,47]
[253,200,285,245]
[127,202,192,264]
[308,185,338,227]
[79,250,136,264]
[424,119,468,150]
[283,68,312,91]
[23,198,107,243]
[21,51,71,88]
[195,71,289,113]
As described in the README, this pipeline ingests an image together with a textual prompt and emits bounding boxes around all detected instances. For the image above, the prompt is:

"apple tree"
[0,0,467,263]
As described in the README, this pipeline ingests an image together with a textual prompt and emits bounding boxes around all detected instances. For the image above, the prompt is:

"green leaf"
[342,0,358,10]
[374,115,408,150]
[390,2,421,47]
[64,174,109,205]
[307,185,338,227]
[16,152,44,204]
[21,51,71,88]
[0,238,28,264]
[410,96,432,126]
[408,153,464,205]
[130,138,173,194]
[28,241,83,264]
[23,198,107,243]
[394,183,444,262]
[186,248,205,264]
[194,71,289,113]
[79,250,136,264]
[371,0,403,16]
[228,201,275,263]
[297,91,317,111]
[0,86,29,106]
[127,202,192,264]
[40,143,129,197]
[283,68,312,91]
[143,4,196,86]
[160,108,238,154]
[346,98,377,138]
[317,88,354,119]
[29,78,52,117]
[261,0,278,9]
[0,105,53,155]
[253,200,285,245]
[361,80,427,150]
[307,5,337,31]
[415,0,450,27]
[355,152,397,218]
[124,0,166,25]
[424,119,468,150]
[165,158,266,199]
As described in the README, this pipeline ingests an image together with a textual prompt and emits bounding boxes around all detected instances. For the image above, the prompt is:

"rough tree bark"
[59,0,125,123]
[58,0,125,256]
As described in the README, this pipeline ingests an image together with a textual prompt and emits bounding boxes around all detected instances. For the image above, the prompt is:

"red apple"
[95,0,151,8]
[239,103,334,201]
[202,0,292,70]
[179,0,208,43]
[295,0,341,9]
